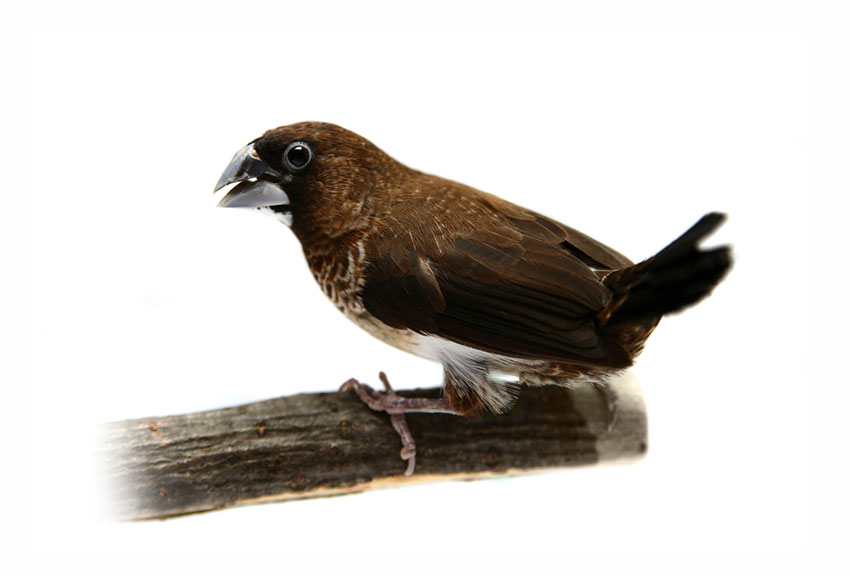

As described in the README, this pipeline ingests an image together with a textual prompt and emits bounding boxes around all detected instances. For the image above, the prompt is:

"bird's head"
[215,122,407,241]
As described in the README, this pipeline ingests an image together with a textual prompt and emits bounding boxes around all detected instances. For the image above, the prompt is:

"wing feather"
[360,192,633,368]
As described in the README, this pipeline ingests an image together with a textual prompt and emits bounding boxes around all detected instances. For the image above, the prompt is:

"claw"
[378,371,394,393]
[340,373,461,475]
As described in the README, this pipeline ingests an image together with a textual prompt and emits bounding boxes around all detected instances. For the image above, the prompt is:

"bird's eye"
[283,142,312,171]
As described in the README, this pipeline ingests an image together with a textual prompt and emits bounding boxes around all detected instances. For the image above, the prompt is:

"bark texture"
[99,374,646,520]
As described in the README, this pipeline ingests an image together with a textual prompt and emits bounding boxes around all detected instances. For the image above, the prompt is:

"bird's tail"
[599,212,732,327]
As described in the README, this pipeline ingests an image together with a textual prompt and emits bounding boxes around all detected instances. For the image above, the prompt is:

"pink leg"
[340,372,462,476]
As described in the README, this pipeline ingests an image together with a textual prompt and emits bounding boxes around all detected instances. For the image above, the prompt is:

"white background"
[6,3,846,575]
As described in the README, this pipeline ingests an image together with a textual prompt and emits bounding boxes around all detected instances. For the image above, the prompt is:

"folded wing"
[361,203,634,369]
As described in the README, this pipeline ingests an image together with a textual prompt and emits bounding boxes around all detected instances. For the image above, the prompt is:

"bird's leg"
[340,372,462,476]
[593,380,619,432]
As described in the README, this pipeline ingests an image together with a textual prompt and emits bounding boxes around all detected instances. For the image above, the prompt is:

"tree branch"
[99,373,646,520]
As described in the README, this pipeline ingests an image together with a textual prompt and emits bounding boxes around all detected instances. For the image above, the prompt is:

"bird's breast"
[306,238,368,319]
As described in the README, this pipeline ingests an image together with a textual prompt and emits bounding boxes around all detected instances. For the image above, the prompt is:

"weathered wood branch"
[99,373,646,521]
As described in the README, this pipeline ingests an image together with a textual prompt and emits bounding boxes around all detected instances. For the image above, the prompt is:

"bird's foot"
[593,381,619,433]
[340,373,417,475]
[340,372,460,476]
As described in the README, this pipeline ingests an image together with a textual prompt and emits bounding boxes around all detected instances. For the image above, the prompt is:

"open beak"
[214,143,290,208]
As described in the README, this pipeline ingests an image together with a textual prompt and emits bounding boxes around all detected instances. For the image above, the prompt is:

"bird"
[214,121,732,475]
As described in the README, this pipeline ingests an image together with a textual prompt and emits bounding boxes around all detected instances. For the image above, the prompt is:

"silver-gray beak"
[214,143,290,208]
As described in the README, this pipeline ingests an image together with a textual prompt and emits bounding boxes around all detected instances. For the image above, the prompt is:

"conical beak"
[214,143,290,208]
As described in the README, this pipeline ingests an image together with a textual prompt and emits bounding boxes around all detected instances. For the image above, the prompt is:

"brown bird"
[214,121,731,475]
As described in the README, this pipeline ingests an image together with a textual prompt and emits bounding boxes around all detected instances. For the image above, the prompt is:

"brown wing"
[361,194,634,369]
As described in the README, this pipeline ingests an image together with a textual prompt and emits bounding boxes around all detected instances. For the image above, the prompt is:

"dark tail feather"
[602,212,732,326]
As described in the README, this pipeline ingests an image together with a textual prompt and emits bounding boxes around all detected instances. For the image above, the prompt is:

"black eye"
[283,142,312,171]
